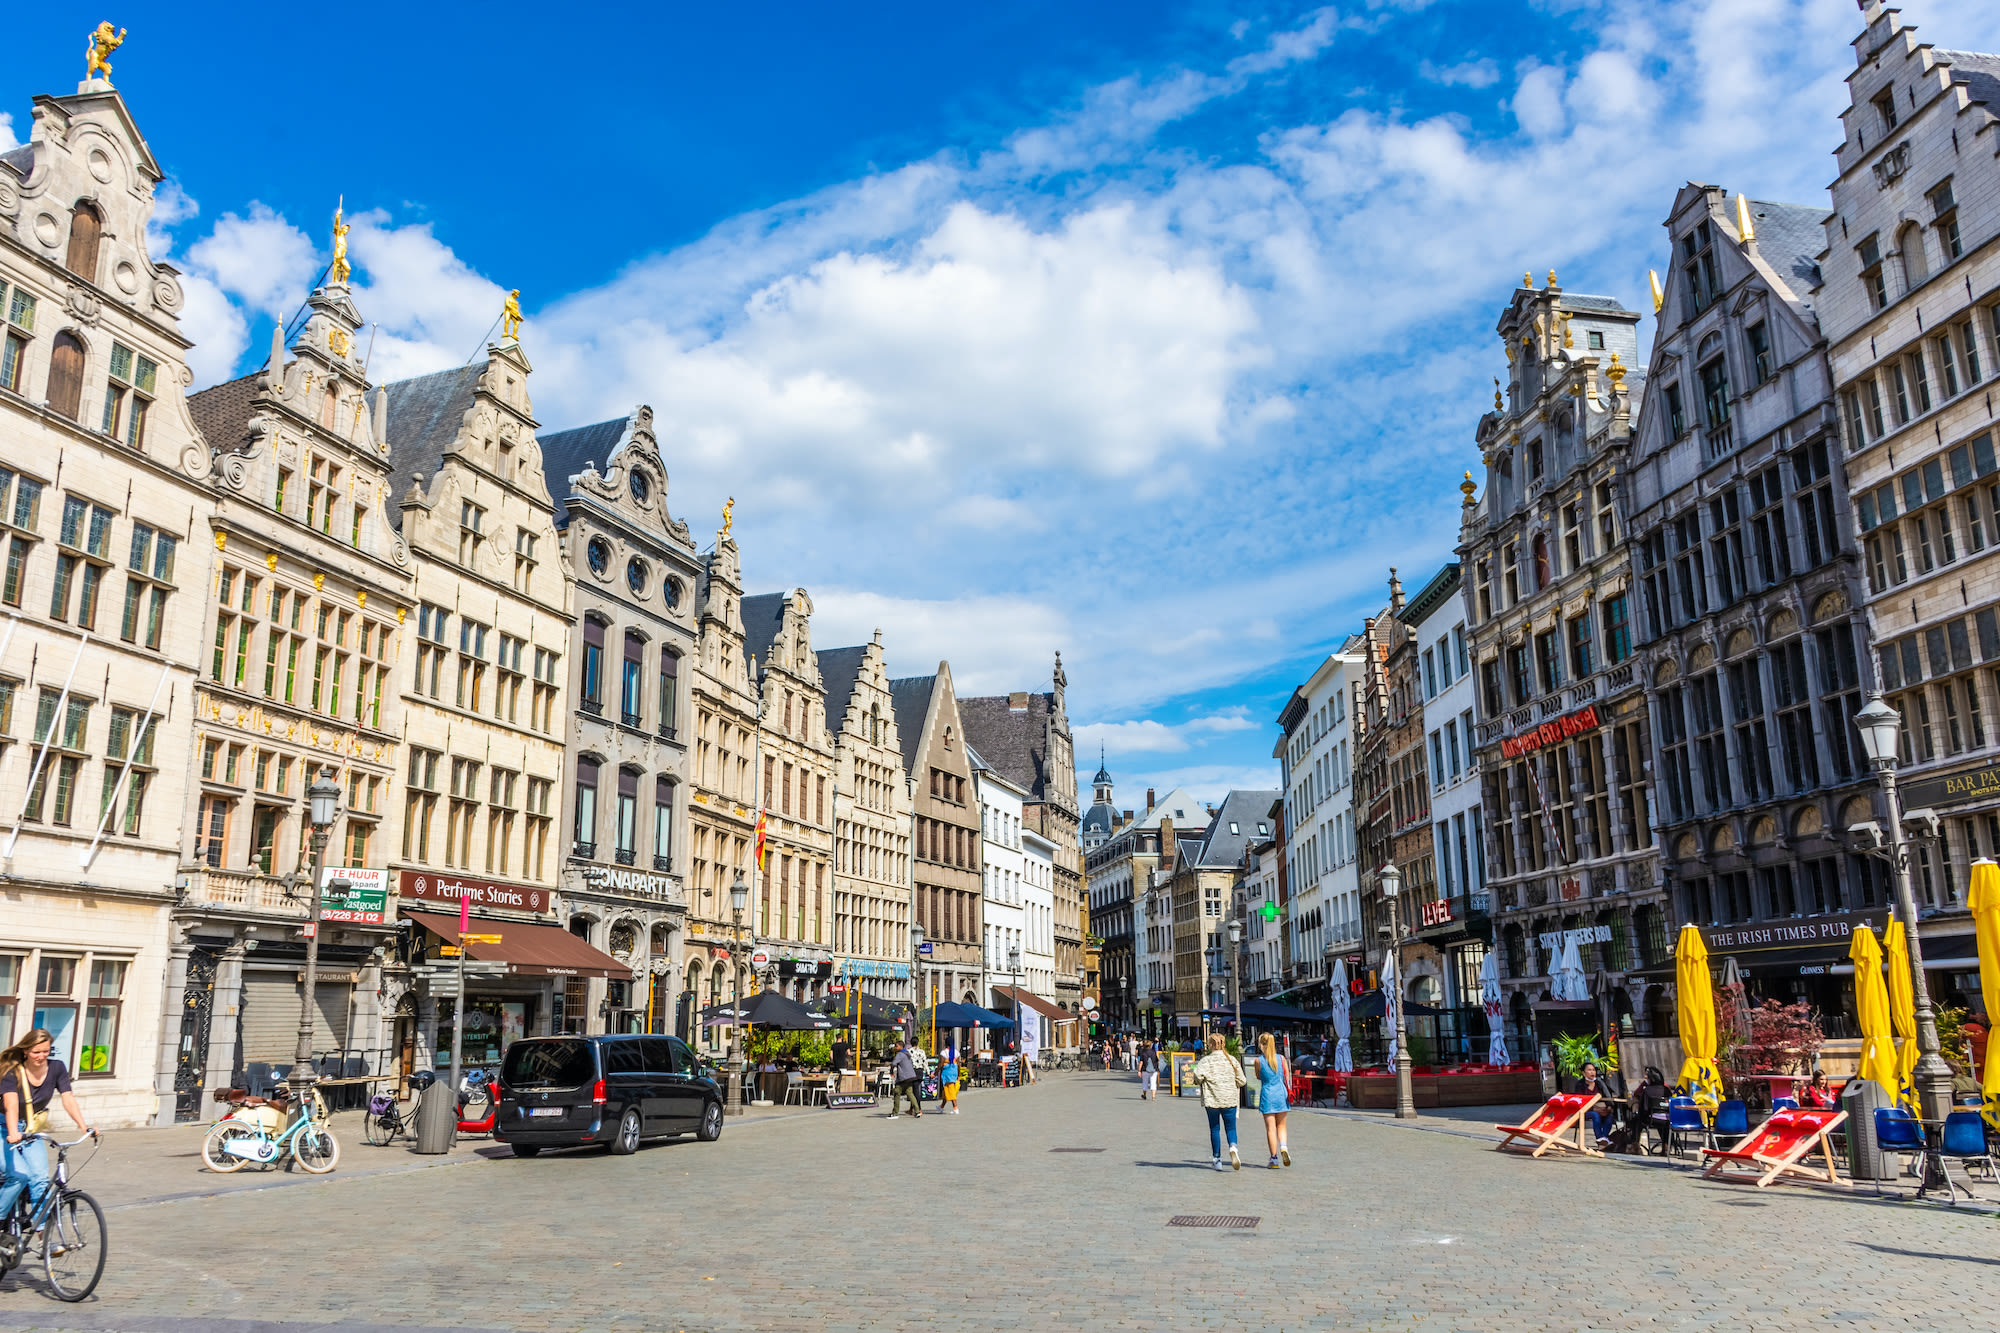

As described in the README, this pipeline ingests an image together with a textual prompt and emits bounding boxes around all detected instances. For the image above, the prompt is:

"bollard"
[413,1076,458,1154]
[1840,1077,1894,1180]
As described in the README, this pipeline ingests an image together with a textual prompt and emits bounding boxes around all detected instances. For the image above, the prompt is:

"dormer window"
[1747,321,1772,385]
[1587,330,1604,350]
[65,202,103,282]
[1527,438,1544,482]
[1681,221,1720,314]
[1873,88,1898,133]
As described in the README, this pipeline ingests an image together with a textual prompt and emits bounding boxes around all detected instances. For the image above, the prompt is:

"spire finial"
[1735,192,1756,243]
[1648,269,1665,314]
[1494,376,1503,410]
[1547,269,1558,288]
[1461,470,1477,507]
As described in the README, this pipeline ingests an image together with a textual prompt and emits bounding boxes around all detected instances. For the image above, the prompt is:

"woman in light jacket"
[1192,1033,1248,1171]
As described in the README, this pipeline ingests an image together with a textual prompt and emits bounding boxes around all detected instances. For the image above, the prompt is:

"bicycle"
[362,1090,413,1146]
[201,1088,339,1174]
[0,1131,106,1302]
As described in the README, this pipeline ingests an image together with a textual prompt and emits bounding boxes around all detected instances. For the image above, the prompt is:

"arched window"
[65,202,103,281]
[1532,533,1552,590]
[652,776,675,870]
[621,630,645,725]
[320,383,338,429]
[1897,222,1928,289]
[47,332,86,420]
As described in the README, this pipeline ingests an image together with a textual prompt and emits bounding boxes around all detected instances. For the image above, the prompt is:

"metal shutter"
[238,972,301,1064]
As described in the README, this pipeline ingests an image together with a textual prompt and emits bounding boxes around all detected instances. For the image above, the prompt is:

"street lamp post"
[1227,919,1243,1042]
[1008,943,1022,1057]
[288,771,343,1105]
[725,871,749,1117]
[1380,863,1416,1120]
[911,924,926,1050]
[1851,694,1957,1124]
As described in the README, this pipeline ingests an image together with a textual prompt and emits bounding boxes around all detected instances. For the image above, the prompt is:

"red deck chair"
[1699,1107,1848,1188]
[1494,1093,1601,1158]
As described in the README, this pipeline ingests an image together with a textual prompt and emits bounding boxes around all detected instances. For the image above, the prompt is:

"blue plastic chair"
[1873,1106,1926,1190]
[1772,1097,1799,1112]
[1713,1099,1750,1149]
[1937,1110,1997,1203]
[1666,1097,1706,1155]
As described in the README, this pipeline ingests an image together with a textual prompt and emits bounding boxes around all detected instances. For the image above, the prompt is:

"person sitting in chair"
[1578,1061,1617,1148]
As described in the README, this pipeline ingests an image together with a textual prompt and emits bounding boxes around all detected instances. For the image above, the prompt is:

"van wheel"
[610,1108,642,1155]
[512,1145,542,1157]
[696,1099,723,1142]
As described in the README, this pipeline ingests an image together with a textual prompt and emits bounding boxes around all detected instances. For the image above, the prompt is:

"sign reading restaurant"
[398,869,549,916]
[1500,704,1601,759]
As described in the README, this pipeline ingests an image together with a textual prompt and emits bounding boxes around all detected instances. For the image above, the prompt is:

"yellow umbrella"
[1674,924,1723,1113]
[1969,859,2000,1129]
[1850,924,1900,1097]
[1883,918,1919,1109]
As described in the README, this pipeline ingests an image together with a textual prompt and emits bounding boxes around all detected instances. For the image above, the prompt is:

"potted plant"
[1550,1031,1617,1091]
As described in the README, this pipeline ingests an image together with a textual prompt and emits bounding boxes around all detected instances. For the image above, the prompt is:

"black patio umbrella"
[807,990,907,1030]
[698,989,834,1031]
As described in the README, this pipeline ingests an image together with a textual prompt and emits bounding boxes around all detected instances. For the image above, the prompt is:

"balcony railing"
[580,699,604,717]
[620,710,643,729]
[572,841,596,860]
[180,868,306,916]
[1605,662,1634,692]
[653,854,673,872]
[657,724,677,742]
[615,848,636,866]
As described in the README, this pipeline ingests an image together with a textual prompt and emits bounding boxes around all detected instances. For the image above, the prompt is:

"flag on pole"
[755,807,769,870]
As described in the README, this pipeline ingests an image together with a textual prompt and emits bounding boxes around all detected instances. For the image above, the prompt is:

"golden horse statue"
[87,22,126,84]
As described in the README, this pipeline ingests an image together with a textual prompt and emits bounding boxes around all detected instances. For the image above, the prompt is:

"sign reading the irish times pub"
[1499,704,1601,759]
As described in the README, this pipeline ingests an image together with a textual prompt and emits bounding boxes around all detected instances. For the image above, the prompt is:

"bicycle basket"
[367,1093,395,1115]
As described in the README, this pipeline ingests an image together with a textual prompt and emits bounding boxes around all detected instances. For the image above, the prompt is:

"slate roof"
[1192,789,1282,869]
[1936,48,2000,114]
[186,371,260,452]
[1747,199,1826,297]
[740,592,789,674]
[815,646,870,726]
[537,415,631,504]
[380,363,485,531]
[887,675,938,777]
[1560,294,1633,314]
[957,692,1054,801]
[0,145,35,177]
[1080,800,1118,843]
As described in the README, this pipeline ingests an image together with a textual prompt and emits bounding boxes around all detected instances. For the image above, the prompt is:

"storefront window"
[79,959,125,1074]
[0,954,20,1043]
[436,999,529,1069]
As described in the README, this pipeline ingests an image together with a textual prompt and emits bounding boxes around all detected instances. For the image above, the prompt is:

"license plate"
[529,1107,563,1117]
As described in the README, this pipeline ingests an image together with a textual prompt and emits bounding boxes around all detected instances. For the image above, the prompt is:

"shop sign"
[1500,704,1601,759]
[828,1093,875,1109]
[1537,924,1611,952]
[750,948,771,967]
[778,958,833,979]
[1701,913,1882,953]
[399,870,548,915]
[319,867,389,923]
[1420,898,1454,927]
[576,866,684,901]
[1899,758,2000,811]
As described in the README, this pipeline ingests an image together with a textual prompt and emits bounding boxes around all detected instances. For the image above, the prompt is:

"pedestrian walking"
[888,1040,923,1119]
[1139,1042,1161,1100]
[939,1048,961,1114]
[1254,1032,1291,1167]
[1192,1033,1247,1170]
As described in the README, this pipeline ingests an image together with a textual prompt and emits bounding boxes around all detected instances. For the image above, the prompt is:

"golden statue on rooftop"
[329,197,351,285]
[721,496,736,539]
[87,22,126,84]
[501,289,523,341]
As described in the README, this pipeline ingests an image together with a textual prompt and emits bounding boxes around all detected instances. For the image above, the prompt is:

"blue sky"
[11,1,2000,808]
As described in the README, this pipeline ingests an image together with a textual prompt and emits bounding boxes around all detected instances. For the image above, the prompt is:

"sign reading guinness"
[1500,704,1602,759]
[1899,758,2000,811]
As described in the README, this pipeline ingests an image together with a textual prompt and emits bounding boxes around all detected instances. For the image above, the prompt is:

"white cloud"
[1075,710,1263,756]
[807,589,1069,697]
[185,204,318,319]
[1418,58,1501,88]
[0,112,18,153]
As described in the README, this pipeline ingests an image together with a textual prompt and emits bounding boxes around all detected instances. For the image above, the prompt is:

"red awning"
[404,911,630,980]
[994,985,1077,1024]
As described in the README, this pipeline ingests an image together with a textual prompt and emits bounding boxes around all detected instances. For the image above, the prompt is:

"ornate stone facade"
[892,664,983,1010]
[821,633,914,1004]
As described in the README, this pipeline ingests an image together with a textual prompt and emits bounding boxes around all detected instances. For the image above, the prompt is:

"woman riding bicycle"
[1,1029,94,1223]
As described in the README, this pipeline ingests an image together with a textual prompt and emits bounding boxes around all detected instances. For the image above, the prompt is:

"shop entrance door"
[173,945,223,1121]
[394,998,417,1098]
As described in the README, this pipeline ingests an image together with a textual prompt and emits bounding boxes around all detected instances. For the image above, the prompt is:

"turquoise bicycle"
[0,1131,106,1302]
[200,1088,339,1174]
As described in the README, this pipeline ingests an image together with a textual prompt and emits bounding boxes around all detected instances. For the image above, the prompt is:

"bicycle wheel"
[363,1110,396,1147]
[42,1190,106,1302]
[291,1122,340,1174]
[201,1122,258,1173]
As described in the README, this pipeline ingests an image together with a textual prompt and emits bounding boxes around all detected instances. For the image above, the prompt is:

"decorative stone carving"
[1793,805,1823,839]
[64,285,102,325]
[1767,608,1798,638]
[1811,589,1849,622]
[152,272,184,316]
[1725,627,1754,658]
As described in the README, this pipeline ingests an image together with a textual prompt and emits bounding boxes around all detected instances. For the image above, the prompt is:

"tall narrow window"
[65,203,103,281]
[574,757,600,856]
[653,777,674,871]
[621,631,644,727]
[581,617,605,713]
[46,333,85,420]
[615,767,639,864]
[657,651,678,738]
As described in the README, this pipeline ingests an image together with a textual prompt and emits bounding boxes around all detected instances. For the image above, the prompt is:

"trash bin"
[1841,1078,1894,1180]
[413,1075,458,1155]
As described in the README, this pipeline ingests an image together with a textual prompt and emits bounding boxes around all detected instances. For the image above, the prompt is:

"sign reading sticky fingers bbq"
[1498,704,1602,759]
[397,870,549,916]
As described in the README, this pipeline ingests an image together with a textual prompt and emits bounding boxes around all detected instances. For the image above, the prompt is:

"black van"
[495,1034,724,1156]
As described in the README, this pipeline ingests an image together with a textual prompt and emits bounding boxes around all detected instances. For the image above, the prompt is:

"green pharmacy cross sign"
[1260,900,1280,922]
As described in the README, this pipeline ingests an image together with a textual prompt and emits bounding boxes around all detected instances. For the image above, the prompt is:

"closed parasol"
[1481,949,1508,1065]
[1849,923,1900,1098]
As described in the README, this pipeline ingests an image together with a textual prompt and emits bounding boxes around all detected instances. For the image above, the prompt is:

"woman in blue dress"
[1254,1032,1291,1168]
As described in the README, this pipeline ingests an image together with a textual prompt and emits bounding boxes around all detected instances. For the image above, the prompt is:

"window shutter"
[48,333,86,419]
[65,204,103,281]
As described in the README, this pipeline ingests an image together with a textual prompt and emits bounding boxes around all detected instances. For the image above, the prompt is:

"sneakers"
[1229,1146,1241,1171]
[1212,1157,1226,1171]
[1281,1147,1291,1166]
[1596,1137,1610,1149]
[1267,1156,1280,1169]
[886,1113,900,1119]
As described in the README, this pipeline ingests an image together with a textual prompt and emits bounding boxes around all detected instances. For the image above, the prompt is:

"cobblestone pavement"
[2,1072,1996,1332]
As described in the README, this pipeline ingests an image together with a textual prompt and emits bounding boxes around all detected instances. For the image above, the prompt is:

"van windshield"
[502,1039,595,1090]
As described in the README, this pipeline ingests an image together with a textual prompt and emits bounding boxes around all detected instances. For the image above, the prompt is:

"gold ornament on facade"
[1734,192,1756,243]
[721,496,735,539]
[1460,471,1477,507]
[329,197,351,285]
[328,327,352,358]
[501,289,524,342]
[214,531,227,551]
[86,22,125,84]
[1648,269,1664,314]
[265,552,279,571]
[1561,311,1573,348]
[313,572,325,591]
[1493,377,1503,410]
[395,607,407,623]
[356,590,367,608]
[1523,271,1533,289]
[1547,269,1557,287]
[1606,353,1626,387]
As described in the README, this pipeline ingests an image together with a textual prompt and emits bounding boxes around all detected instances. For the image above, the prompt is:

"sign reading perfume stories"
[398,870,548,916]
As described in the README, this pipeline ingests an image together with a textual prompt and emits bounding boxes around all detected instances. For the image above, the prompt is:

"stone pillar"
[1601,727,1632,858]
[152,933,193,1127]
[202,942,247,1103]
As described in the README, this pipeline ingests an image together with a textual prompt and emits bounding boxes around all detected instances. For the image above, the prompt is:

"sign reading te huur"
[1500,704,1602,759]
[398,870,548,915]
[318,866,389,923]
